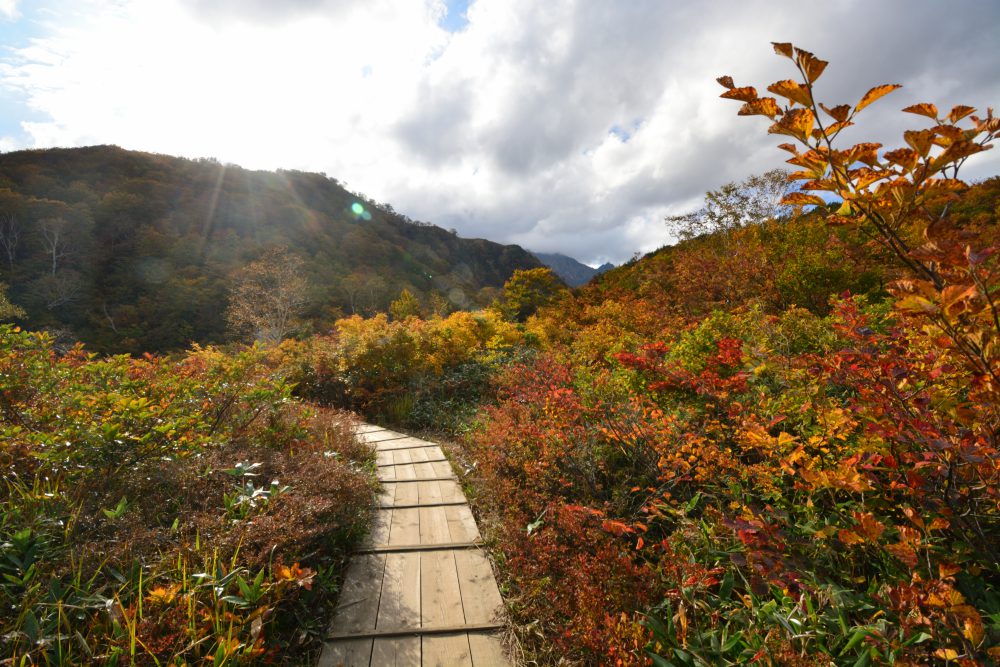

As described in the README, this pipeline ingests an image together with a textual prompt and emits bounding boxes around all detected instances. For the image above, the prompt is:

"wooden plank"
[423,446,447,460]
[421,550,465,627]
[422,480,444,505]
[468,633,509,667]
[413,461,440,478]
[355,542,482,554]
[373,445,444,460]
[380,466,396,482]
[438,480,465,504]
[419,506,452,544]
[432,460,453,477]
[378,501,466,510]
[391,463,417,481]
[376,449,394,467]
[389,507,420,546]
[376,437,437,450]
[359,431,409,443]
[353,423,385,433]
[408,446,431,463]
[375,443,443,453]
[327,622,504,640]
[423,633,473,667]
[379,476,457,484]
[327,553,386,634]
[446,505,481,542]
[377,552,421,630]
[377,483,394,506]
[392,484,420,505]
[318,638,374,667]
[392,449,413,465]
[454,551,504,624]
[377,457,448,468]
[371,637,421,665]
[367,508,392,546]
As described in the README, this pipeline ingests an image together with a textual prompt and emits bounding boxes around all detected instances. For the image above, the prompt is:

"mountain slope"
[532,251,613,287]
[0,145,542,352]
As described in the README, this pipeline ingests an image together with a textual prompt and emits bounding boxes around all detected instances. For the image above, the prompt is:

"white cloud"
[1,0,998,264]
[0,0,18,20]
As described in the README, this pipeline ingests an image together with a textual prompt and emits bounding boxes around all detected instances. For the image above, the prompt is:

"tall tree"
[494,267,568,322]
[665,169,792,240]
[0,214,20,275]
[389,288,422,320]
[226,247,309,344]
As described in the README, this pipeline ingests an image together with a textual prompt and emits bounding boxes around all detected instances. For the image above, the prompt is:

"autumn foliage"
[461,44,1000,665]
[2,41,999,667]
[0,328,374,664]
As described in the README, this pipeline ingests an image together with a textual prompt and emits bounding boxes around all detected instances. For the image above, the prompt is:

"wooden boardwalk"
[319,425,510,667]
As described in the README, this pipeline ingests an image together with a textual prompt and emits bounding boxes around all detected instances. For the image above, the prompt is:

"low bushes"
[468,300,1000,665]
[0,326,375,664]
[281,309,526,433]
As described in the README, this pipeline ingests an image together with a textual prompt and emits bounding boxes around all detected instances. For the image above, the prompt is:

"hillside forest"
[2,43,1000,665]
[0,146,541,353]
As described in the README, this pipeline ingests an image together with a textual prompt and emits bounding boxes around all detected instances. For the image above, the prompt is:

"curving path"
[319,424,510,667]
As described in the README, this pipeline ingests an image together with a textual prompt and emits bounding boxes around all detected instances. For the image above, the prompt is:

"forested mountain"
[0,146,541,352]
[531,251,614,287]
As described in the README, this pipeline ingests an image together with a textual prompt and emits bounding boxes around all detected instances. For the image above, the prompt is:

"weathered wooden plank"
[317,638,374,667]
[412,461,440,478]
[374,445,444,461]
[391,463,417,481]
[377,552,421,630]
[432,460,453,477]
[468,633,509,667]
[389,481,419,506]
[379,501,466,510]
[389,507,420,546]
[446,505,481,543]
[355,542,481,554]
[352,423,385,434]
[379,476,458,484]
[421,550,465,627]
[327,622,503,640]
[375,444,443,453]
[376,437,437,450]
[378,458,448,469]
[367,507,392,546]
[421,480,444,505]
[455,550,504,625]
[327,553,386,634]
[371,636,421,665]
[423,446,446,460]
[360,430,409,443]
[419,506,452,545]
[332,424,510,665]
[423,633,473,667]
[437,479,465,504]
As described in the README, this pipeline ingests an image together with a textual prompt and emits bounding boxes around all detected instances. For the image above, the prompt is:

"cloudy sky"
[1,0,998,265]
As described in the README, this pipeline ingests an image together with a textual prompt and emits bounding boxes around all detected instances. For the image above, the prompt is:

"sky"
[1,0,998,266]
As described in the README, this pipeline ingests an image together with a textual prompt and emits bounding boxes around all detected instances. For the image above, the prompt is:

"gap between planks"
[378,500,467,510]
[377,458,449,467]
[377,476,458,483]
[355,541,484,554]
[327,622,504,641]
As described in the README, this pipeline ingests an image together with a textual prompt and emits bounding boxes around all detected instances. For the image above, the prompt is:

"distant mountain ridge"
[0,145,542,352]
[532,251,614,287]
